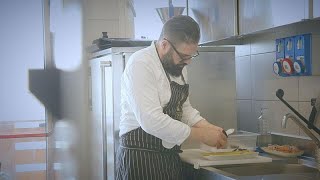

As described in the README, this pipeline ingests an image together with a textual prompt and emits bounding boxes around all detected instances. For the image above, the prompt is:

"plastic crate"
[227,130,259,150]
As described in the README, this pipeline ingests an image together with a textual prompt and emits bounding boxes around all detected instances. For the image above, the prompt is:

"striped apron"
[116,72,189,180]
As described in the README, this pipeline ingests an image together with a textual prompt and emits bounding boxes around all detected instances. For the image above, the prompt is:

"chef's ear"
[160,39,170,51]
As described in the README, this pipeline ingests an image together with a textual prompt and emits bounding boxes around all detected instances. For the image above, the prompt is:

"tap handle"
[311,98,316,106]
[308,106,318,129]
[276,89,306,123]
[276,89,284,99]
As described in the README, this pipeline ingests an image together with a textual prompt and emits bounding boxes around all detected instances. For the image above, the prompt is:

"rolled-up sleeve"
[123,61,191,145]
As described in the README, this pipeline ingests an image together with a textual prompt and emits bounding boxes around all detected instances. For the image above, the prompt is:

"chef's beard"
[161,50,187,77]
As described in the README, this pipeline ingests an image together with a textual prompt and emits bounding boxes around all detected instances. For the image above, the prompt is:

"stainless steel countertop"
[196,153,320,180]
[184,133,320,180]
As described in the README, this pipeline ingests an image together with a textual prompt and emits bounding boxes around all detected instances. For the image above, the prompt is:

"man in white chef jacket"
[116,15,227,180]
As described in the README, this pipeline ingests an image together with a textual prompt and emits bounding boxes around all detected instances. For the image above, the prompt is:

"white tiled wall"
[86,19,120,46]
[86,0,118,48]
[299,76,320,101]
[299,102,313,137]
[236,21,320,136]
[236,56,252,99]
[86,0,118,20]
[85,0,134,49]
[235,38,251,56]
[250,33,275,54]
[236,100,255,132]
[252,100,300,135]
[251,52,299,101]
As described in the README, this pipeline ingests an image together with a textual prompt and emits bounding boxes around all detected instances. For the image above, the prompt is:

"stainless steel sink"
[200,162,320,180]
[195,133,320,180]
[215,163,317,175]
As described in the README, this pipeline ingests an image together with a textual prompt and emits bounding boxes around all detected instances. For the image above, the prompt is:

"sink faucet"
[276,89,320,139]
[282,113,320,148]
[278,89,320,170]
[282,113,320,171]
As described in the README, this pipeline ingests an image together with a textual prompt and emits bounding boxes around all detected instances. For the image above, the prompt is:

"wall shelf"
[200,18,320,46]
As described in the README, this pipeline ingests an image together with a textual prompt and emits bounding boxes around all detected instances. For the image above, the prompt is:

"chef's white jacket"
[119,42,203,148]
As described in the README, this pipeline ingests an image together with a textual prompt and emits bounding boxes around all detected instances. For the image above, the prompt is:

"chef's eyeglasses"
[164,38,199,61]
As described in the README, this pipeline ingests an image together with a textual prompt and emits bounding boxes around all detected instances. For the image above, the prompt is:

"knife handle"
[222,130,228,138]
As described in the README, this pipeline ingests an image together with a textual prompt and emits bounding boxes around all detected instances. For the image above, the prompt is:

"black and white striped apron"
[116,72,189,180]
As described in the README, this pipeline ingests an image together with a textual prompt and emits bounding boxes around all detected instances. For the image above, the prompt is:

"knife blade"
[226,128,235,136]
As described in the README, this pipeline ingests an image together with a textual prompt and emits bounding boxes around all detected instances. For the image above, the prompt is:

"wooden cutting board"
[179,149,272,169]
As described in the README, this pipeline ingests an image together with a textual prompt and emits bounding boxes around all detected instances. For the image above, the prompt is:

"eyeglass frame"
[163,38,199,61]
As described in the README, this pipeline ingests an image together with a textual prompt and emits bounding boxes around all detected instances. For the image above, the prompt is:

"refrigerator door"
[112,52,135,153]
[90,47,142,180]
[90,56,113,180]
[101,61,114,180]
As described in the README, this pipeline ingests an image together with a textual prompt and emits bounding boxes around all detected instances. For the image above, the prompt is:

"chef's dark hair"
[159,15,200,45]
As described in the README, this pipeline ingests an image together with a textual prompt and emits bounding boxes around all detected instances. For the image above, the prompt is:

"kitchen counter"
[182,153,320,180]
[180,149,272,169]
[181,133,320,180]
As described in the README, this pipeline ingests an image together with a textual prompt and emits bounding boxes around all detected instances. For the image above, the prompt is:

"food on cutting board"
[202,149,253,157]
[201,149,259,161]
[200,143,234,152]
[261,144,304,157]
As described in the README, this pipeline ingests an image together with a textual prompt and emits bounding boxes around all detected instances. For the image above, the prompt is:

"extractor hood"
[156,6,185,24]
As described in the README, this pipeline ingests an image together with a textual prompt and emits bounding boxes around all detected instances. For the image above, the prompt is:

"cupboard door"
[239,0,307,34]
[188,0,237,43]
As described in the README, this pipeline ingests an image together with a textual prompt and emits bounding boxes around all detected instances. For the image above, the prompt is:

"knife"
[222,130,228,137]
[223,128,235,138]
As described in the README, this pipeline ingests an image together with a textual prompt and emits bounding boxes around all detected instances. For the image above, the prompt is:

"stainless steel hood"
[156,7,185,24]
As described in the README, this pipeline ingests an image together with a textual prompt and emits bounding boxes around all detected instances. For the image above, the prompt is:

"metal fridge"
[89,47,145,180]
[89,46,236,179]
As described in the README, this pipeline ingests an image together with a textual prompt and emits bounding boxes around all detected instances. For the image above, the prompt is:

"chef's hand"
[200,127,227,148]
[208,124,224,131]
[192,119,228,139]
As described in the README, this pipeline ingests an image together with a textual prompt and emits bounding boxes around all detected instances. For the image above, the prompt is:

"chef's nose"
[182,59,192,65]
